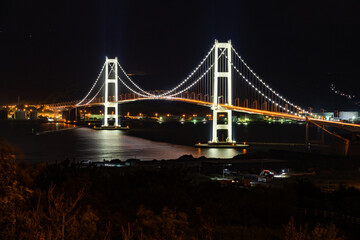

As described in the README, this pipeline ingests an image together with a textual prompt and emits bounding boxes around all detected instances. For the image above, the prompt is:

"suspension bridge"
[52,40,360,153]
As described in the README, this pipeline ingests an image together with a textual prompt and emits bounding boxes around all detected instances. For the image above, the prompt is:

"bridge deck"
[53,97,360,131]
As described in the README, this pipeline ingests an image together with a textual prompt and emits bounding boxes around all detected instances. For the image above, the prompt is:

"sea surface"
[0,121,309,163]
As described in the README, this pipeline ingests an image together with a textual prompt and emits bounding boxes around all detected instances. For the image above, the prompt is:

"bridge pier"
[211,108,233,143]
[210,40,234,144]
[103,57,120,127]
[196,40,248,148]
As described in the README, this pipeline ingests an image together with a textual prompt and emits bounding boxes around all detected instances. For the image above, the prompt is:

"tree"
[284,217,308,240]
[284,217,344,240]
[0,141,32,239]
[134,206,189,240]
[0,141,104,240]
[20,184,101,240]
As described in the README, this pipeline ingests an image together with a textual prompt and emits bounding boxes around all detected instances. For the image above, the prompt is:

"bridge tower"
[103,57,120,127]
[211,40,234,143]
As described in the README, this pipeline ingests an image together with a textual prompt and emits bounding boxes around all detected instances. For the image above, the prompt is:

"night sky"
[1,0,359,111]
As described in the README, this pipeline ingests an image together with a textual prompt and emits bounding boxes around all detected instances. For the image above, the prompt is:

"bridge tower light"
[103,57,120,127]
[211,40,233,143]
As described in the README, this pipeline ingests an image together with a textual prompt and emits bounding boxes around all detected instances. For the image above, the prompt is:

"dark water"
[0,121,307,163]
[125,121,306,145]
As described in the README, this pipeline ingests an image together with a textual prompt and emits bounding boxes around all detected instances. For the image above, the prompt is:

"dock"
[92,126,130,130]
[195,142,249,148]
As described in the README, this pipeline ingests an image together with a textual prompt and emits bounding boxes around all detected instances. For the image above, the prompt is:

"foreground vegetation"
[1,141,359,239]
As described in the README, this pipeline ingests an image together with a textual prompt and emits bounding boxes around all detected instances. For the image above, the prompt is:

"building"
[30,111,38,120]
[339,111,358,121]
[324,112,334,121]
[14,110,26,120]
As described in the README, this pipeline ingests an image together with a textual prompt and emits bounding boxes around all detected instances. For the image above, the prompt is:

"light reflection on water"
[75,128,243,161]
[1,121,308,164]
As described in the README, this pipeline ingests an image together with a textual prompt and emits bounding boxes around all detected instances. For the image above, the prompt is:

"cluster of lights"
[47,101,78,108]
[231,47,311,117]
[330,84,356,100]
[77,62,106,106]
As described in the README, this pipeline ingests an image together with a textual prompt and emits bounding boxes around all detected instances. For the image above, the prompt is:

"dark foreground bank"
[1,142,360,240]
